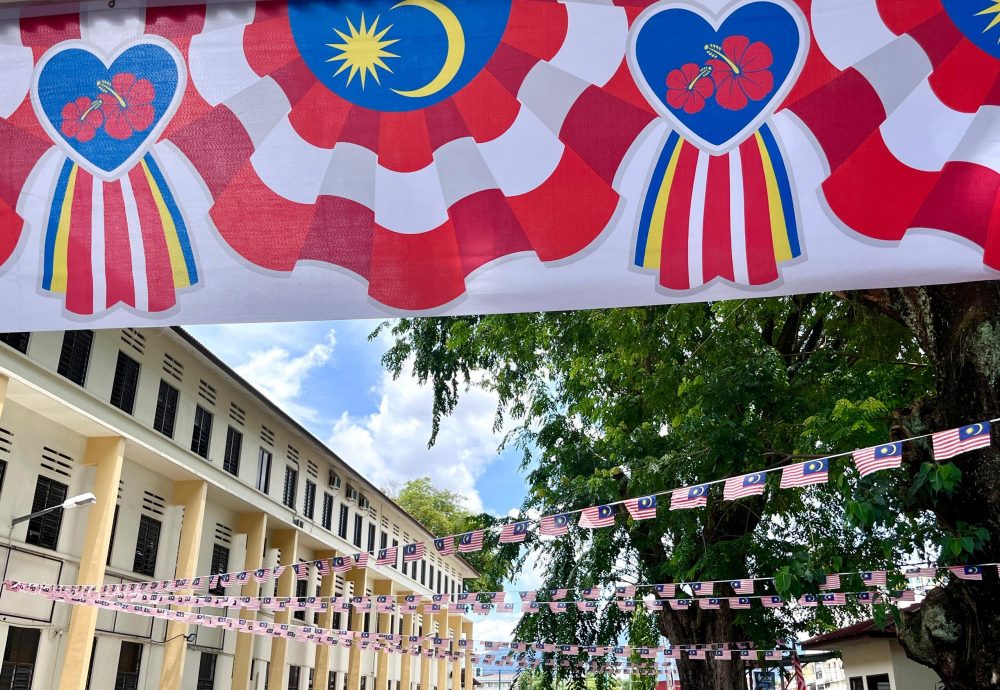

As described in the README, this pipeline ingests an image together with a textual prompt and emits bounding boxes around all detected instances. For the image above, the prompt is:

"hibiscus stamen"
[687,65,712,90]
[96,80,128,108]
[79,99,103,121]
[704,43,740,75]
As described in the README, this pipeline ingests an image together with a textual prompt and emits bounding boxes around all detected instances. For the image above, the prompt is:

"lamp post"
[11,492,97,526]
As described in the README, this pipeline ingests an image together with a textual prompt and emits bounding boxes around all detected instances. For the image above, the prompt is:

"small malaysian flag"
[376,547,397,566]
[458,531,484,553]
[663,647,680,659]
[332,557,351,574]
[780,458,829,489]
[713,649,735,660]
[316,560,331,576]
[616,600,636,612]
[948,565,983,581]
[519,590,536,602]
[723,472,767,501]
[932,422,991,460]
[889,590,916,603]
[730,580,754,595]
[687,649,705,660]
[644,600,663,611]
[853,442,903,477]
[671,484,709,510]
[235,571,250,585]
[615,585,636,598]
[668,599,691,610]
[403,543,425,562]
[861,571,887,586]
[690,581,714,596]
[821,593,847,606]
[624,495,658,521]
[764,650,783,660]
[539,514,570,536]
[762,596,784,608]
[700,598,722,610]
[819,574,841,590]
[730,597,752,610]
[856,591,877,604]
[499,521,530,543]
[551,588,568,600]
[352,553,370,569]
[655,584,676,598]
[434,538,455,556]
[580,587,602,599]
[905,567,937,579]
[487,591,505,603]
[578,505,616,528]
[799,594,819,607]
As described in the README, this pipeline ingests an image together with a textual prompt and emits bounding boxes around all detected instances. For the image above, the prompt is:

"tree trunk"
[880,283,1000,689]
[656,607,747,690]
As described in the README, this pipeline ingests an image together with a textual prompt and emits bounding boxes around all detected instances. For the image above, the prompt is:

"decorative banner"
[0,0,998,331]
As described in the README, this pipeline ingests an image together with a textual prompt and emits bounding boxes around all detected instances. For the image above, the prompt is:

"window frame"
[109,350,141,415]
[190,405,214,459]
[256,448,273,493]
[25,476,68,551]
[132,514,162,577]
[56,330,93,386]
[223,426,243,476]
[153,380,179,438]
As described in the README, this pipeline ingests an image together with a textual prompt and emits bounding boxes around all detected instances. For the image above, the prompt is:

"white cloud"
[475,614,521,644]
[327,362,504,514]
[233,330,336,422]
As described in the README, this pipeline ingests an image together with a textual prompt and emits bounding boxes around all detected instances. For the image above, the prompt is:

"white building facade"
[0,328,477,690]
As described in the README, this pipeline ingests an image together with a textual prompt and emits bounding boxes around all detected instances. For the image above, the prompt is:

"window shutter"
[223,427,243,476]
[153,381,179,437]
[57,330,93,386]
[110,352,141,414]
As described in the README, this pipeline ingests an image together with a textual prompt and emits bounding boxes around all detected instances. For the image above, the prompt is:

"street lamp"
[11,492,97,526]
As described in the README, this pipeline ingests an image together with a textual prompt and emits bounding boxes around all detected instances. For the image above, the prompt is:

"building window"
[0,332,29,354]
[283,466,298,509]
[57,330,94,386]
[437,570,442,594]
[133,515,161,576]
[338,505,349,539]
[196,653,217,690]
[25,476,67,550]
[304,480,316,520]
[106,505,120,566]
[257,448,272,493]
[191,405,213,459]
[865,675,890,690]
[115,641,143,690]
[321,494,333,530]
[367,524,376,553]
[353,514,363,548]
[153,380,179,438]
[420,561,426,585]
[109,351,141,414]
[294,580,308,622]
[0,460,6,495]
[0,626,40,690]
[329,672,338,690]
[209,544,230,596]
[223,427,243,476]
[391,540,398,570]
[288,665,301,690]
[380,531,388,550]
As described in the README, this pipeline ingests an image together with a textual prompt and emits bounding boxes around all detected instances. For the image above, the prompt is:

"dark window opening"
[196,653,217,690]
[153,380,179,438]
[257,448,272,493]
[367,524,376,554]
[0,626,40,690]
[304,480,316,520]
[223,426,243,476]
[106,505,120,566]
[353,514,363,548]
[114,641,143,690]
[283,466,298,509]
[209,544,230,596]
[294,580,308,621]
[133,515,161,577]
[25,476,67,550]
[321,494,333,530]
[191,405,213,459]
[0,333,29,355]
[109,351,141,414]
[338,505,349,539]
[57,330,93,386]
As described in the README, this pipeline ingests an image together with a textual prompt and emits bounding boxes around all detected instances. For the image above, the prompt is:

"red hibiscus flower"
[665,63,715,114]
[60,96,104,142]
[705,35,773,111]
[97,72,156,140]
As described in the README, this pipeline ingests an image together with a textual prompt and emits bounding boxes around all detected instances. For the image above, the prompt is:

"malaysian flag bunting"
[780,458,829,489]
[701,598,721,610]
[861,571,887,586]
[690,581,714,596]
[551,588,568,600]
[889,590,916,603]
[730,597,752,610]
[821,593,847,606]
[376,547,397,566]
[332,557,351,574]
[644,600,663,612]
[905,567,937,579]
[663,648,680,660]
[764,650,783,661]
[730,580,754,595]
[855,592,878,604]
[625,495,658,521]
[668,599,691,610]
[433,538,455,556]
[933,422,991,460]
[687,649,705,660]
[819,574,841,590]
[316,560,331,576]
[580,587,601,600]
[723,472,767,501]
[616,600,636,612]
[948,565,983,581]
[578,505,615,528]
[799,594,819,607]
[615,585,636,598]
[655,584,676,598]
[458,531,484,553]
[762,596,784,608]
[853,442,903,477]
[272,566,286,580]
[671,485,709,510]
[498,602,517,614]
[403,543,425,562]
[234,571,250,585]
[539,514,570,536]
[352,553,370,569]
[292,563,311,580]
[714,650,735,660]
[499,521,530,544]
[519,591,536,602]
[487,591,505,603]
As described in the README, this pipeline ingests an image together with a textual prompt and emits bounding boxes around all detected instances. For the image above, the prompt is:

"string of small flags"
[7,420,992,600]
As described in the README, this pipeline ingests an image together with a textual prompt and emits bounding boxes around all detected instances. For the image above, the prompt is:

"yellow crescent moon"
[391,0,465,98]
[969,423,983,434]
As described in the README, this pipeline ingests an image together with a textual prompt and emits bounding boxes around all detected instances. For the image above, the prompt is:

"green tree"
[375,295,932,690]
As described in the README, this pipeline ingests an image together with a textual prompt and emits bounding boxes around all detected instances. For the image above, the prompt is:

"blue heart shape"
[630,2,803,151]
[36,43,180,176]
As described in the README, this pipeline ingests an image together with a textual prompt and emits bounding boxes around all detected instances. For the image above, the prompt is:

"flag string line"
[9,419,995,598]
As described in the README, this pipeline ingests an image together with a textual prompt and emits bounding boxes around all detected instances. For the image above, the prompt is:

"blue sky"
[187,319,528,517]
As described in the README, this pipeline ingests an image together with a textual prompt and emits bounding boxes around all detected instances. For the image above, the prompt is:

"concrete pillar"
[159,480,209,690]
[435,611,449,690]
[462,622,473,690]
[346,568,369,690]
[373,579,394,690]
[268,530,300,690]
[0,373,8,420]
[399,595,414,690]
[313,550,338,690]
[450,619,463,690]
[418,601,431,690]
[232,512,268,690]
[56,436,125,690]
